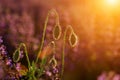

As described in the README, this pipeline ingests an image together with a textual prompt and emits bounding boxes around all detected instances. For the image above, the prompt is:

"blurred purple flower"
[46,71,52,77]
[5,58,12,66]
[0,45,7,58]
[20,51,24,59]
[0,37,3,44]
[97,72,107,80]
[16,63,21,72]
[52,67,59,74]
[113,74,120,80]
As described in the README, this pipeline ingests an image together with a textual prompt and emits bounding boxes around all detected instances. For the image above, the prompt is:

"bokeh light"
[0,0,120,80]
[106,0,118,6]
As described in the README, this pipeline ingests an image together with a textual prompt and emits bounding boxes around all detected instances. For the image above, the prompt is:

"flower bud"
[13,49,20,62]
[53,24,61,40]
[69,32,78,47]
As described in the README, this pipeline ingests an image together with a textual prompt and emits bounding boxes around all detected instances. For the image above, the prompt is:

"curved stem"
[19,43,31,69]
[35,9,60,63]
[61,25,73,80]
[51,9,60,25]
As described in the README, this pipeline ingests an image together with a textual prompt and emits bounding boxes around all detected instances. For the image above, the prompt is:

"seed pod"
[69,32,78,47]
[13,49,20,62]
[53,24,61,40]
[49,56,57,68]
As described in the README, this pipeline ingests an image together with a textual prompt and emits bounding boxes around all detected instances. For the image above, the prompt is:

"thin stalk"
[19,43,31,69]
[35,9,60,63]
[61,25,73,80]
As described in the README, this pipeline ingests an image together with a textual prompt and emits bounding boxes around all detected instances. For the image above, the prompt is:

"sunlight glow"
[104,0,120,13]
[96,0,120,13]
[106,0,118,6]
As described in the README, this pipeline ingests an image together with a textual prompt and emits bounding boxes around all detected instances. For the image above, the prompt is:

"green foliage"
[61,25,78,79]
[12,9,78,80]
[13,43,31,68]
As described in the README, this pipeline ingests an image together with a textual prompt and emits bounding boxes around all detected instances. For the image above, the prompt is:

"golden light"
[94,0,120,14]
[104,0,120,10]
[106,0,118,6]
[103,0,120,14]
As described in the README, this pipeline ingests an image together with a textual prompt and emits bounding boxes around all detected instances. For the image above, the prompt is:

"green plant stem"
[61,25,73,80]
[35,9,60,64]
[19,43,31,69]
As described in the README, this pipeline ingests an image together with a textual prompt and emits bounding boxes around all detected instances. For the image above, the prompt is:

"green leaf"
[41,58,47,67]
[69,32,78,47]
[53,24,61,40]
[13,49,20,62]
[31,61,36,70]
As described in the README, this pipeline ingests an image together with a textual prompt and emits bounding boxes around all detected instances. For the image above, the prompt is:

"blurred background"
[0,0,120,80]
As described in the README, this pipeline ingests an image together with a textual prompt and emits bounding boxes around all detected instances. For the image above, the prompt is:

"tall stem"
[61,25,73,79]
[35,9,60,63]
[19,43,31,69]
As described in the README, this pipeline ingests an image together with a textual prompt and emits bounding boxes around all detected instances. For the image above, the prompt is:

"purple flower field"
[0,0,120,80]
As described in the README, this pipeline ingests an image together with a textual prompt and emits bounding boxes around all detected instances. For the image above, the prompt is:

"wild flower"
[0,8,78,80]
[5,57,12,66]
[0,37,20,79]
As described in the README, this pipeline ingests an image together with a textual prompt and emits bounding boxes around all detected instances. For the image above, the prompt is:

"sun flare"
[105,0,119,8]
[106,0,118,6]
[97,0,120,13]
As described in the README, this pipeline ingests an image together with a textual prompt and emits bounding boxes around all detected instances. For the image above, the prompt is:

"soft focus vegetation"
[0,0,120,80]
